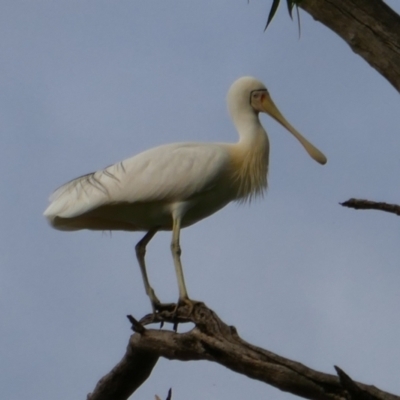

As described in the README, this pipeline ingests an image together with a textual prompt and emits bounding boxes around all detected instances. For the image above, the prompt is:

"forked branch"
[87,303,399,400]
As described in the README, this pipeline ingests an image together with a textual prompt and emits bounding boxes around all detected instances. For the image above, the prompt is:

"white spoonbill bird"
[44,76,327,311]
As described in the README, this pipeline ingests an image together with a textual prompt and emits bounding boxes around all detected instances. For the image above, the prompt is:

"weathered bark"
[87,303,400,400]
[341,198,400,215]
[299,0,400,92]
[86,342,158,400]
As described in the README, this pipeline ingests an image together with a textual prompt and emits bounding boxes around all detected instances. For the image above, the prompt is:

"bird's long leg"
[170,216,190,302]
[170,216,203,319]
[135,228,161,311]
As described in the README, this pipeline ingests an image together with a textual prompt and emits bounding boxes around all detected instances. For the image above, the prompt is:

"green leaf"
[264,0,303,32]
[287,0,295,20]
[296,3,301,37]
[264,0,281,31]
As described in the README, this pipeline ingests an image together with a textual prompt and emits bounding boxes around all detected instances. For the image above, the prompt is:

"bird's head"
[228,76,327,165]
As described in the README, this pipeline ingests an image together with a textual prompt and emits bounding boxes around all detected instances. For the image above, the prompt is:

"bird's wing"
[44,142,230,219]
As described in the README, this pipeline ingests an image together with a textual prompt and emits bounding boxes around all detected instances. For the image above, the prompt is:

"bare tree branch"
[334,366,397,400]
[341,198,400,216]
[155,388,172,400]
[87,303,400,400]
[298,0,400,92]
[86,315,159,400]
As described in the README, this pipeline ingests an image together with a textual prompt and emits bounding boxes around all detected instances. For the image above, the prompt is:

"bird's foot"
[153,301,176,313]
[140,298,205,329]
[151,296,202,316]
[138,301,177,328]
[168,298,204,331]
[138,300,177,327]
[174,297,204,318]
[148,288,176,313]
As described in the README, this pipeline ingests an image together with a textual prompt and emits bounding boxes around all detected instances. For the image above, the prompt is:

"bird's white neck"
[229,108,270,202]
[233,110,267,147]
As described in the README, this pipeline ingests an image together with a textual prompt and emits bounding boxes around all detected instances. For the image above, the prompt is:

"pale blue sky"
[1,1,400,399]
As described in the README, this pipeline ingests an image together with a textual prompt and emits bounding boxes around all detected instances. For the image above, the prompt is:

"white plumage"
[44,76,326,311]
[45,143,232,229]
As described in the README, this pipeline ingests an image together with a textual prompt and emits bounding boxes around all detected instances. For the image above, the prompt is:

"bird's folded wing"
[44,142,230,219]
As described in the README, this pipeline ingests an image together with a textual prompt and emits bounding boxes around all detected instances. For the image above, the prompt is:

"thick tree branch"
[87,303,400,400]
[86,348,158,400]
[298,0,400,92]
[341,198,400,215]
